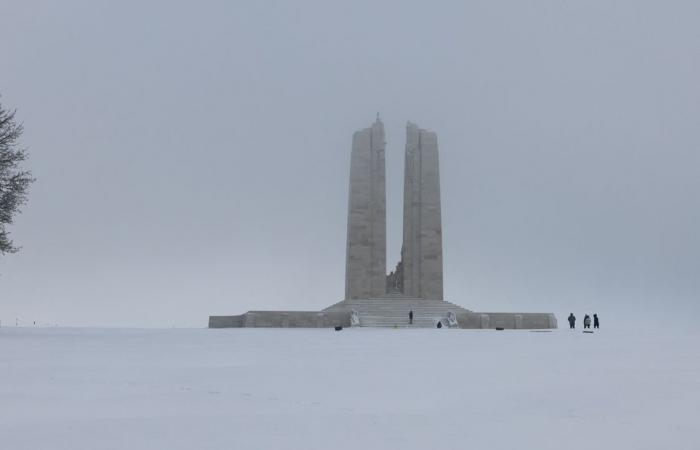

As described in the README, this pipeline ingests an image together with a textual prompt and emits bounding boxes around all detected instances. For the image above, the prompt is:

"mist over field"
[1,1,698,327]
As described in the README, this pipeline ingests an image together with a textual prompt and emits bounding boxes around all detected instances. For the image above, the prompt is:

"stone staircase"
[323,294,471,328]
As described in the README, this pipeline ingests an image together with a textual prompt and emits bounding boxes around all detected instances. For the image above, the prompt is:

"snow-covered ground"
[1,326,698,450]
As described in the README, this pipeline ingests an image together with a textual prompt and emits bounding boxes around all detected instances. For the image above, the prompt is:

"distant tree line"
[0,98,34,255]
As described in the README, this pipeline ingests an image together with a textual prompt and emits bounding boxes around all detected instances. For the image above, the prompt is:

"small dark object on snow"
[583,330,594,334]
[496,327,504,331]
[436,321,443,329]
[334,326,343,331]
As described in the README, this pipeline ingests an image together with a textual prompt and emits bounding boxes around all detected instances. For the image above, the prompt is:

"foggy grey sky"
[1,0,698,327]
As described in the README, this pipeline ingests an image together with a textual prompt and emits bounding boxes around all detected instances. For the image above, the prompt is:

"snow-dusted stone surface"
[2,327,699,450]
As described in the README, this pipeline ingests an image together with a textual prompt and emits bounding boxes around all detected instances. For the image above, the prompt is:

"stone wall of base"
[456,312,557,329]
[208,315,245,328]
[209,311,351,328]
[210,311,556,329]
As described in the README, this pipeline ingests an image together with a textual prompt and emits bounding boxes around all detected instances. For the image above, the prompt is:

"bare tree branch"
[0,97,34,255]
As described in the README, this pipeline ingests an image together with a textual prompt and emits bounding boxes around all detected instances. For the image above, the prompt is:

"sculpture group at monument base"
[208,297,557,330]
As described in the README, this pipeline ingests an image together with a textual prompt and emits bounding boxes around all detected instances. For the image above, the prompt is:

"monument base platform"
[209,296,557,329]
[209,310,351,329]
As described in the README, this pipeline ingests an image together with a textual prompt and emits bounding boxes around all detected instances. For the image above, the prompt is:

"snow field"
[1,326,698,450]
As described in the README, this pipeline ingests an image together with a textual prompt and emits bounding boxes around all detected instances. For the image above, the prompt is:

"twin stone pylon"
[344,119,387,299]
[345,118,443,301]
[208,117,558,328]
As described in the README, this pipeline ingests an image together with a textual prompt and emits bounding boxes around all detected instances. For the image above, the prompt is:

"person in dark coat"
[409,310,414,325]
[593,314,600,329]
[568,313,576,329]
[583,314,591,329]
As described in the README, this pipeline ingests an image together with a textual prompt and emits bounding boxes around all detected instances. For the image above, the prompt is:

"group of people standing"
[567,313,599,329]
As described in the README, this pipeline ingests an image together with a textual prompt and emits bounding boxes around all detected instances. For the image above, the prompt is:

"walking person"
[584,314,591,329]
[593,314,600,329]
[568,313,576,329]
[409,310,414,325]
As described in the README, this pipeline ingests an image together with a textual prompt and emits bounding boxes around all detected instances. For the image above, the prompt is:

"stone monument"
[345,119,387,300]
[398,122,444,300]
[209,118,557,329]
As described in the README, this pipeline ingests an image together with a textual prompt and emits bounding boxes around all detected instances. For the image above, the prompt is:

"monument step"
[321,297,471,327]
[357,317,454,328]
